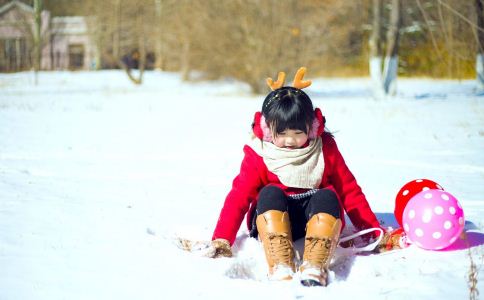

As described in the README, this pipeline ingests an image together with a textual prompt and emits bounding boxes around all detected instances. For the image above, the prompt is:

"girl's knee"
[318,188,339,202]
[257,185,288,214]
[259,185,285,199]
[308,188,341,219]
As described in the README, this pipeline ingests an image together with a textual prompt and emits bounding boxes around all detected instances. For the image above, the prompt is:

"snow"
[1,70,483,299]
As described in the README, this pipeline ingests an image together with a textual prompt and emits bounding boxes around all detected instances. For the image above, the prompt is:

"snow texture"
[1,71,483,300]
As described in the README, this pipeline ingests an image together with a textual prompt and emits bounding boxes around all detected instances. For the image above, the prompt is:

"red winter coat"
[212,132,381,245]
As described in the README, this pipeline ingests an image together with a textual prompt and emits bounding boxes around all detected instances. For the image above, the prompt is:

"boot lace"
[304,237,333,267]
[266,232,294,266]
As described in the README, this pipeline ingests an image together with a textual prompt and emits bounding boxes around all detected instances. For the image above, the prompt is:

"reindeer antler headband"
[266,67,312,91]
[254,67,324,142]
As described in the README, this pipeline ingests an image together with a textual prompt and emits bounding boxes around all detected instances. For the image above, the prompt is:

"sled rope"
[338,227,384,254]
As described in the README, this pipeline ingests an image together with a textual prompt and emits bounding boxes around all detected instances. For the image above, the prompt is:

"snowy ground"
[0,71,483,300]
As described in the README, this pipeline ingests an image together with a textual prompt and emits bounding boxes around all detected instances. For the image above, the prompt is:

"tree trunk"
[369,0,383,95]
[382,0,400,96]
[154,0,163,70]
[476,0,484,89]
[137,8,146,83]
[181,38,191,81]
[33,0,42,84]
[88,16,102,70]
[113,0,121,61]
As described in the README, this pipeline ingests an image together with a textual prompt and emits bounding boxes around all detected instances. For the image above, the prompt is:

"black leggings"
[250,185,341,240]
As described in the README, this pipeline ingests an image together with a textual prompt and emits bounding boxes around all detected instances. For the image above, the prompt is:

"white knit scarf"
[249,136,325,189]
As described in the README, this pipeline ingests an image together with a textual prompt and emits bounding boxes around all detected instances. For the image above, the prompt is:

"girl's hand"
[175,237,232,258]
[376,228,408,253]
[206,239,233,258]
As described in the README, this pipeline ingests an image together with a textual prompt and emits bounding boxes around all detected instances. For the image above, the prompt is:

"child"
[209,68,389,287]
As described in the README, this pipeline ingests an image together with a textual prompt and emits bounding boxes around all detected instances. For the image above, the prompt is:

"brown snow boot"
[300,213,342,287]
[256,210,295,280]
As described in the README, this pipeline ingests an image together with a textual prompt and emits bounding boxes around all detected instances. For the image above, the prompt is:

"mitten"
[206,238,233,258]
[175,237,232,258]
[376,228,408,253]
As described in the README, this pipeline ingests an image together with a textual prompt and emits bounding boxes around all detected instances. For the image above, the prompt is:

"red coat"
[212,133,381,245]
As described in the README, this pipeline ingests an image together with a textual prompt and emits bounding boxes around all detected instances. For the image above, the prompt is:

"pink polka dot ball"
[402,189,464,250]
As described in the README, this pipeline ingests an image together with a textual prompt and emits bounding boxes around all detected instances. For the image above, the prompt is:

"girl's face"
[272,128,309,149]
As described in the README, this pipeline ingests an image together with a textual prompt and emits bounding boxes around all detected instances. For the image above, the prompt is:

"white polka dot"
[402,189,409,196]
[450,236,457,244]
[436,184,443,190]
[459,217,464,225]
[415,228,424,237]
[416,179,423,183]
[444,221,452,230]
[404,223,410,232]
[409,210,416,219]
[449,207,456,215]
[422,187,430,191]
[434,206,444,215]
[422,209,432,223]
[433,232,442,239]
[441,194,450,201]
[424,193,432,199]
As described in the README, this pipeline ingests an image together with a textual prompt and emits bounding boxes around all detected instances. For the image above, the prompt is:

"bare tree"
[112,0,120,61]
[154,0,163,70]
[71,0,477,89]
[75,1,383,90]
[383,0,401,95]
[476,0,484,88]
[412,1,476,79]
[177,0,356,93]
[33,0,42,84]
[370,0,401,97]
[369,0,383,94]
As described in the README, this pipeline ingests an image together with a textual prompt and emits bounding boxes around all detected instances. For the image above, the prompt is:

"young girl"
[208,68,390,287]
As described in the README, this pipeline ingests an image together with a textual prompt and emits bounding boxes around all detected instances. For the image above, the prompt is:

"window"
[68,44,84,69]
[0,38,29,72]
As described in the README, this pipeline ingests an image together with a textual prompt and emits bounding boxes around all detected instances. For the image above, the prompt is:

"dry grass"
[467,247,480,300]
[465,228,483,300]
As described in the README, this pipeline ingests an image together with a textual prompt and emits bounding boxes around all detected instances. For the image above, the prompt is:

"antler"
[266,71,286,91]
[292,67,312,89]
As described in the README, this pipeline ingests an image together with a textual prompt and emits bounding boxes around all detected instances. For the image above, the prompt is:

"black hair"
[261,87,314,136]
